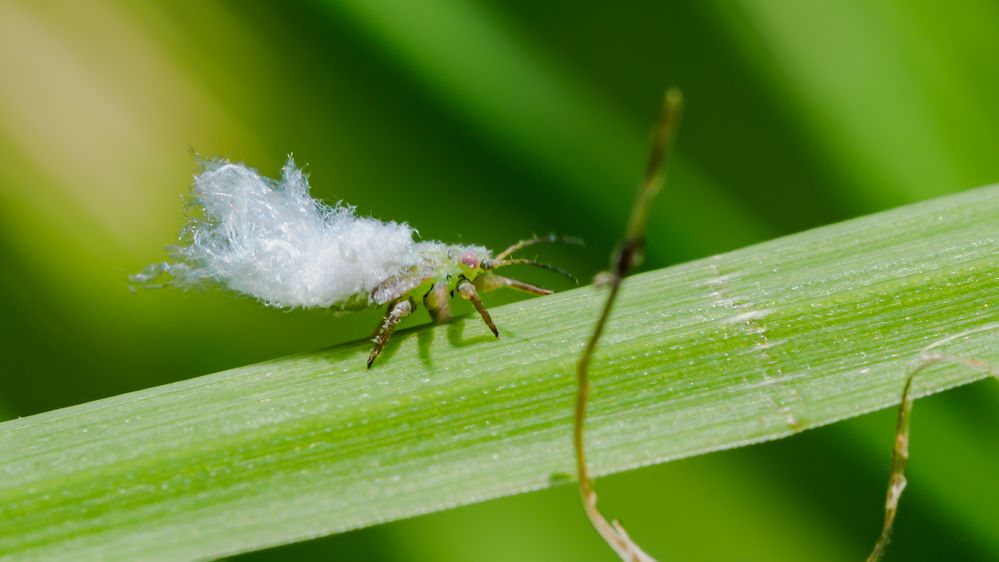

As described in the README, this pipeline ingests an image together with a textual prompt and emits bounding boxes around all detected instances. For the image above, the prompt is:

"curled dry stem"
[574,89,683,562]
[866,322,998,562]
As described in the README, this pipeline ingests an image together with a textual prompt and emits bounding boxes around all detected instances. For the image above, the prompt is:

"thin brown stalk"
[574,89,682,562]
[866,323,998,562]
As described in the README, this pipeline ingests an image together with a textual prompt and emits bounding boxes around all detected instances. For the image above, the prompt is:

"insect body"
[133,157,577,367]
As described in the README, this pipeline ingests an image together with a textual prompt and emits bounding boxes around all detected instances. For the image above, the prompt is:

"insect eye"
[461,251,479,269]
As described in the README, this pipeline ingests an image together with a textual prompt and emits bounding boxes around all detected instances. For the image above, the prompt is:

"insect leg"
[423,280,451,323]
[482,258,578,283]
[367,297,416,368]
[492,234,584,261]
[456,276,499,337]
[473,272,552,296]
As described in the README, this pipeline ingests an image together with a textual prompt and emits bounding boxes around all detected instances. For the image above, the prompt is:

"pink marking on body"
[461,251,480,269]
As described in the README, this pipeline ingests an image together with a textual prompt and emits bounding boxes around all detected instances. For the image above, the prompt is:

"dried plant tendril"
[574,89,682,562]
[134,156,580,366]
[867,323,998,562]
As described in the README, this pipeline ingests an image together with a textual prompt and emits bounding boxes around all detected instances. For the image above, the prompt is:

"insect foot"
[457,276,499,337]
[367,298,416,368]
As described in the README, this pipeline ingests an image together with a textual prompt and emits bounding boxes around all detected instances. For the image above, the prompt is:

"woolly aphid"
[134,157,578,366]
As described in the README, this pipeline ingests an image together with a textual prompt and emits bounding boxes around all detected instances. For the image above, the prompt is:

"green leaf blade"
[1,185,996,561]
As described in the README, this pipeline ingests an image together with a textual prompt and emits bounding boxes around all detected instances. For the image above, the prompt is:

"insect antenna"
[483,258,579,284]
[493,234,584,261]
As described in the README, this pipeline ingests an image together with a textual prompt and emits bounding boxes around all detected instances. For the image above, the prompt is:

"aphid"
[133,156,579,367]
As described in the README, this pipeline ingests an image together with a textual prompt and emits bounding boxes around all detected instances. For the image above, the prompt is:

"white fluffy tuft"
[136,157,421,308]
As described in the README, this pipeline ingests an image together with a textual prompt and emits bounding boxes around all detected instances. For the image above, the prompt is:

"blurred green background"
[1,1,997,560]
